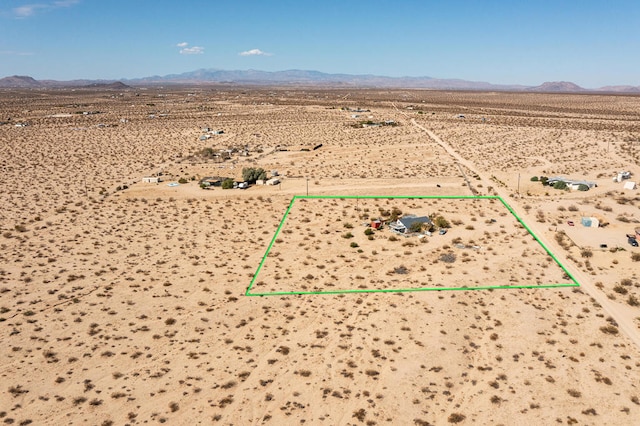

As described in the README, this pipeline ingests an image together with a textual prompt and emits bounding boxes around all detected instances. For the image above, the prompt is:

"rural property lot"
[250,196,575,295]
[1,87,640,424]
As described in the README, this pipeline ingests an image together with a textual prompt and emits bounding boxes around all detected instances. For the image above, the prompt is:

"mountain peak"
[527,81,586,92]
[0,75,42,88]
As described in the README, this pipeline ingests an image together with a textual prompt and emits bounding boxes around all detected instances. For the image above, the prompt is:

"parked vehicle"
[628,236,638,247]
[439,229,447,235]
[567,221,574,226]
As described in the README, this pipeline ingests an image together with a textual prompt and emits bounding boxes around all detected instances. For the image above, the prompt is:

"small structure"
[199,135,210,141]
[581,217,600,228]
[200,176,231,187]
[389,215,433,234]
[142,176,161,183]
[211,130,224,135]
[266,178,280,186]
[371,220,382,230]
[547,176,597,190]
[623,181,637,190]
[613,171,631,182]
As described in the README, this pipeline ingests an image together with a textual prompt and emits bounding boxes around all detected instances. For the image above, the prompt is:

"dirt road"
[405,114,640,351]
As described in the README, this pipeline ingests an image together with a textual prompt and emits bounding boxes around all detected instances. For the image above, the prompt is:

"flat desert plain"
[1,87,640,425]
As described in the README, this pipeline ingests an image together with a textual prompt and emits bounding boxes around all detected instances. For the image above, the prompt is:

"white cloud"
[239,48,272,57]
[180,46,204,55]
[13,4,46,17]
[13,0,79,18]
[176,42,203,55]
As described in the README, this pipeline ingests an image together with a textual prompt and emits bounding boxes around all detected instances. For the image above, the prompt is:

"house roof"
[398,216,432,229]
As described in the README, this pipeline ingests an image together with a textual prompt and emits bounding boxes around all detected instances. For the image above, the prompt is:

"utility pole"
[306,178,309,196]
[517,173,520,196]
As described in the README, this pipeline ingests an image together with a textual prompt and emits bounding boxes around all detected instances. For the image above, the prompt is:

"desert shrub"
[221,178,234,189]
[628,295,640,307]
[530,176,539,182]
[433,215,450,229]
[389,207,403,221]
[447,413,466,423]
[342,232,354,239]
[364,228,374,236]
[553,181,568,190]
[567,389,582,398]
[178,178,188,184]
[568,205,579,212]
[580,249,593,258]
[393,265,408,274]
[353,409,366,422]
[350,242,359,248]
[600,325,619,335]
[577,184,589,191]
[440,253,456,263]
[631,253,640,262]
[242,167,266,184]
[613,285,628,295]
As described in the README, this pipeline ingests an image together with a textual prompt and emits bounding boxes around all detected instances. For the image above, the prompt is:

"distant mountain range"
[1,70,639,93]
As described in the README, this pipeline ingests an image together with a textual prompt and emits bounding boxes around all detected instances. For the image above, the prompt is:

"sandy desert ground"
[1,86,640,425]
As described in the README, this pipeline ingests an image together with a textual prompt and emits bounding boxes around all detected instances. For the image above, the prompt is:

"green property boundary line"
[245,195,580,296]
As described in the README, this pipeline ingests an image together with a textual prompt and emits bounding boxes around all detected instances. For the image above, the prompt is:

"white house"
[389,215,433,234]
[266,178,280,186]
[142,176,161,183]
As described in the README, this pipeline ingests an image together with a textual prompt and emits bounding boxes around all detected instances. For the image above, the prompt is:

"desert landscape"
[1,86,640,425]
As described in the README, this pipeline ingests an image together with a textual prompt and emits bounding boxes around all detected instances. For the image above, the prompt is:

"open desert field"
[1,86,640,425]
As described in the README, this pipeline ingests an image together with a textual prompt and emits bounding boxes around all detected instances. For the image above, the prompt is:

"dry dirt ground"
[252,196,570,295]
[1,87,640,425]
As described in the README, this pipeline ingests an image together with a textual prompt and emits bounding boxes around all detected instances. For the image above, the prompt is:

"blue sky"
[1,0,639,87]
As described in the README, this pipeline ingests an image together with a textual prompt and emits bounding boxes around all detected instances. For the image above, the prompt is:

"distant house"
[200,176,231,187]
[623,181,637,190]
[142,176,161,183]
[389,215,432,234]
[266,178,280,186]
[614,171,631,182]
[581,217,600,228]
[547,176,597,190]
